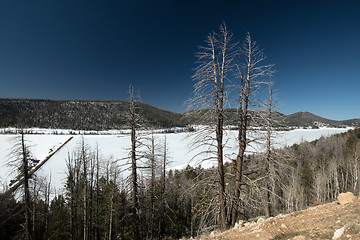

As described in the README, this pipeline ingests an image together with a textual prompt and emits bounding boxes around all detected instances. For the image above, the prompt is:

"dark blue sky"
[0,0,359,120]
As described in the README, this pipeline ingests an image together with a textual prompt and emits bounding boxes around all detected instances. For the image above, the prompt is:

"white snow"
[0,127,351,195]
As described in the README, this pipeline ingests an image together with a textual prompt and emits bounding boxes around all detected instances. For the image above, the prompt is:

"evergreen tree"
[47,195,71,240]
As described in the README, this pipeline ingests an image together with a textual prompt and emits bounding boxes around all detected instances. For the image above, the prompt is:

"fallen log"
[5,136,73,195]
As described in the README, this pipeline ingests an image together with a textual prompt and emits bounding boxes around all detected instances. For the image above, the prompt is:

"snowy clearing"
[0,127,351,195]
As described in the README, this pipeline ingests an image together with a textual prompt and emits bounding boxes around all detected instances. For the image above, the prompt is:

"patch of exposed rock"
[337,192,357,205]
[192,192,360,240]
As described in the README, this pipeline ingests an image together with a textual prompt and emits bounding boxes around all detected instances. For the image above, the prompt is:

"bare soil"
[195,197,360,240]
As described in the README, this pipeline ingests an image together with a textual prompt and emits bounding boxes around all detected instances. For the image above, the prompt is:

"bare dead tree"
[150,135,156,240]
[187,23,237,230]
[22,131,32,240]
[129,86,141,240]
[352,142,360,195]
[160,136,168,200]
[143,133,158,239]
[263,82,274,218]
[94,144,100,240]
[79,136,89,240]
[158,136,169,239]
[7,129,37,240]
[44,174,51,239]
[231,33,274,226]
[108,162,118,240]
[188,168,220,235]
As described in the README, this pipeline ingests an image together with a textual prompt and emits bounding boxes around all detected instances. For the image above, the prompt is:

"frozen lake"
[0,127,351,194]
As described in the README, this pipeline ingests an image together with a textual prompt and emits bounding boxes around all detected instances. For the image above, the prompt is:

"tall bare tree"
[129,86,141,240]
[81,137,89,240]
[158,136,169,239]
[188,23,236,230]
[8,129,37,240]
[107,162,117,240]
[264,82,274,218]
[231,33,273,225]
[144,133,158,239]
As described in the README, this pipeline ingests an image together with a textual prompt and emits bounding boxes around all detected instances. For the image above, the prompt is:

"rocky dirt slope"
[196,192,360,240]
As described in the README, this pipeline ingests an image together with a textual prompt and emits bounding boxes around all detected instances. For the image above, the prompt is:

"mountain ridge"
[0,98,187,130]
[0,98,358,130]
[285,111,360,127]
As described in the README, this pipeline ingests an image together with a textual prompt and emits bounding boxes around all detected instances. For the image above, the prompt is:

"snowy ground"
[0,127,351,195]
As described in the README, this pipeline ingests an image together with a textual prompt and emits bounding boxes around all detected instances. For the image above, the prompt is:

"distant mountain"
[224,110,359,128]
[0,98,358,130]
[284,111,360,128]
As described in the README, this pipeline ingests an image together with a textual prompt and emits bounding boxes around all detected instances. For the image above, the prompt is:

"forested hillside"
[0,98,358,131]
[0,98,187,130]
[1,128,359,239]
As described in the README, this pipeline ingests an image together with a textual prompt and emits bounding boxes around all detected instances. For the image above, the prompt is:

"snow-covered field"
[0,127,351,194]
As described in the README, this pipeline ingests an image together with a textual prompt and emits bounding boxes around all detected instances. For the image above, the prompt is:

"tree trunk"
[231,33,260,226]
[130,89,140,240]
[95,147,100,240]
[189,23,237,231]
[264,83,273,218]
[158,137,167,239]
[149,134,156,240]
[214,25,229,230]
[32,181,37,240]
[231,122,246,225]
[45,179,51,240]
[216,108,228,230]
[108,171,116,240]
[82,139,88,240]
[231,67,250,226]
[22,131,32,240]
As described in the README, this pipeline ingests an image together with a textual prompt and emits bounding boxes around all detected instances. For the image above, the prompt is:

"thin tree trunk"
[264,83,273,218]
[108,170,116,240]
[22,130,32,240]
[189,24,238,231]
[95,147,100,240]
[129,88,140,240]
[212,27,229,230]
[45,178,50,240]
[158,136,167,239]
[217,114,227,230]
[231,121,246,225]
[82,138,88,240]
[150,135,156,240]
[231,59,251,226]
[108,192,113,240]
[32,181,37,240]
